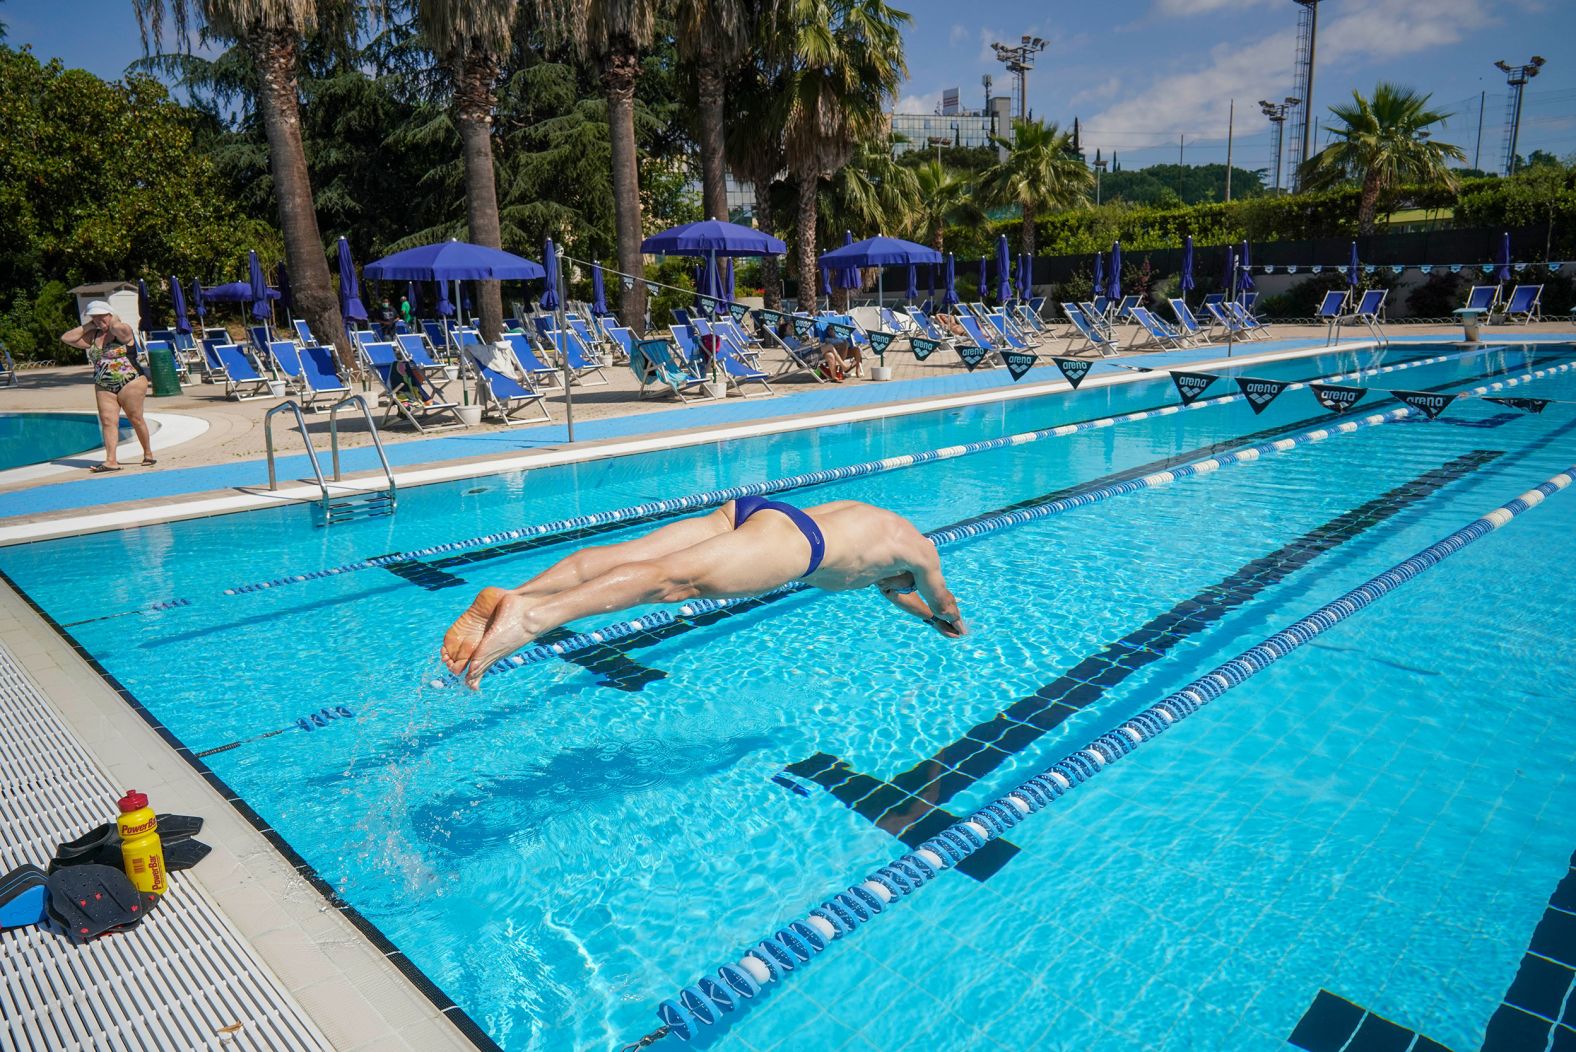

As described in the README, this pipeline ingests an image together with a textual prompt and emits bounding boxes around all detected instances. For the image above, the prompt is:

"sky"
[5,0,1574,178]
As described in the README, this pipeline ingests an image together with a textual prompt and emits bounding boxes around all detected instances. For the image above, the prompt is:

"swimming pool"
[0,411,127,470]
[3,341,1574,1051]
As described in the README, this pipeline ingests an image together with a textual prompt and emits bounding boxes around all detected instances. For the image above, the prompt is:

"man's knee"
[628,558,699,603]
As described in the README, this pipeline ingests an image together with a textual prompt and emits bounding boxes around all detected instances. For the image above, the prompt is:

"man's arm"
[888,538,965,638]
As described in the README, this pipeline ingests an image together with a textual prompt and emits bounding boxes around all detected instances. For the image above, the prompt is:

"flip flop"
[46,864,157,944]
[140,457,157,466]
[90,464,122,473]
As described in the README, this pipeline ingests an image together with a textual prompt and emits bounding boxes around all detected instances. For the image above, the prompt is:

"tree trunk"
[1357,171,1382,236]
[795,173,818,312]
[455,50,504,343]
[603,50,646,335]
[1020,203,1037,258]
[754,179,781,309]
[250,28,348,373]
[696,58,729,222]
[932,222,944,252]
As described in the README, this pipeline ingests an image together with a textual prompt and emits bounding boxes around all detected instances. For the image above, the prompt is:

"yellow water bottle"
[116,790,167,895]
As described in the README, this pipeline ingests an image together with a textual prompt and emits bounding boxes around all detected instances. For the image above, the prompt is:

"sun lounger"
[460,343,552,425]
[496,333,561,388]
[272,339,350,408]
[396,333,457,395]
[1113,295,1140,321]
[1129,307,1188,350]
[1061,304,1119,358]
[1315,290,1349,344]
[0,342,15,387]
[1226,301,1271,339]
[1328,289,1388,345]
[1502,284,1542,324]
[1204,301,1255,339]
[1166,299,1210,344]
[361,340,467,431]
[631,338,711,400]
[212,343,277,400]
[1463,285,1499,313]
[985,312,1036,351]
[1077,302,1116,340]
[545,329,610,386]
[955,315,1005,368]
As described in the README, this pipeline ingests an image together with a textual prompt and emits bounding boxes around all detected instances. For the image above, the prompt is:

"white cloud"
[1154,0,1271,14]
[948,24,970,46]
[977,27,1003,66]
[895,90,945,115]
[1085,0,1497,147]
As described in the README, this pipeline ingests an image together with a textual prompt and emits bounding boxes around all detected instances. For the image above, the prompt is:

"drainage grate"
[0,645,333,1052]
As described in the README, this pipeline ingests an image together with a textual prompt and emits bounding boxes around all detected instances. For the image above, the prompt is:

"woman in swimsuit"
[442,498,966,689]
[60,301,155,472]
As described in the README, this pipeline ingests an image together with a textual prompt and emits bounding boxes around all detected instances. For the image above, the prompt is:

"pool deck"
[1,322,1572,1052]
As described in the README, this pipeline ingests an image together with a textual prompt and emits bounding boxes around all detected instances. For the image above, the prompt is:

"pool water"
[3,342,1574,1051]
[0,411,128,470]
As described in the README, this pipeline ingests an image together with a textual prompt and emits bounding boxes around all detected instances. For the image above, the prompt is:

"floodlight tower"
[1287,0,1321,190]
[1260,97,1300,192]
[991,35,1047,122]
[1496,56,1546,175]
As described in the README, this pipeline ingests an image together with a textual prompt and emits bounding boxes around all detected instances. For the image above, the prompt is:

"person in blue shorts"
[442,499,965,688]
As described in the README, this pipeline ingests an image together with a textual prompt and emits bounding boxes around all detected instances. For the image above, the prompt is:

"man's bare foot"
[442,586,508,675]
[464,593,541,690]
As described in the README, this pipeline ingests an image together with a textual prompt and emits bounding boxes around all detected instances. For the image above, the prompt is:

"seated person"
[816,322,862,380]
[933,313,971,340]
[390,358,438,406]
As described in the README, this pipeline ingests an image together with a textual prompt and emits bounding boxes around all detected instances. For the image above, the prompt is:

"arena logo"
[1235,377,1288,415]
[911,337,939,361]
[1310,383,1367,413]
[958,345,988,371]
[1004,352,1037,381]
[1394,390,1458,420]
[1052,357,1091,389]
[1170,370,1219,405]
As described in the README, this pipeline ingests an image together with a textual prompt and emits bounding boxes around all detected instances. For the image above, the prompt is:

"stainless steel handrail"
[326,394,397,505]
[263,400,329,501]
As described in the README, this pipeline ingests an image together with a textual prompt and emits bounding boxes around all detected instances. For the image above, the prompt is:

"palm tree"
[777,0,908,312]
[673,0,757,222]
[416,0,519,342]
[1302,83,1466,235]
[133,0,351,370]
[822,139,918,239]
[980,119,1091,257]
[580,0,659,333]
[908,160,985,251]
[724,62,789,307]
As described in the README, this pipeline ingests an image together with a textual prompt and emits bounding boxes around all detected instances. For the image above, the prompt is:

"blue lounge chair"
[1226,301,1271,339]
[1315,291,1348,344]
[501,333,562,388]
[1113,295,1141,321]
[604,326,637,362]
[459,343,551,425]
[631,339,710,401]
[1204,301,1253,339]
[361,340,467,431]
[1167,299,1209,344]
[1062,304,1118,358]
[396,333,456,395]
[1330,289,1389,345]
[421,320,452,355]
[1077,302,1116,340]
[1463,285,1499,313]
[985,312,1036,351]
[1502,284,1542,324]
[293,320,319,347]
[546,329,609,386]
[903,308,954,347]
[1129,307,1188,350]
[248,325,273,362]
[272,340,350,408]
[212,343,277,400]
[715,342,773,397]
[955,315,1005,368]
[0,341,15,386]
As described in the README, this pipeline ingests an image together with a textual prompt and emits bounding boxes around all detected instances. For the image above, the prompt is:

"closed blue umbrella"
[540,238,560,311]
[1107,241,1122,301]
[927,262,937,310]
[1180,236,1195,297]
[275,262,293,314]
[591,265,607,315]
[996,235,1011,303]
[136,279,152,333]
[907,264,919,302]
[191,279,206,321]
[1093,252,1105,296]
[170,276,190,335]
[248,250,271,320]
[944,253,958,307]
[405,281,419,315]
[1497,231,1511,283]
[977,256,987,300]
[337,237,367,322]
[1018,253,1031,300]
[435,286,454,317]
[725,258,735,304]
[1222,246,1236,293]
[1239,240,1255,292]
[1347,241,1360,288]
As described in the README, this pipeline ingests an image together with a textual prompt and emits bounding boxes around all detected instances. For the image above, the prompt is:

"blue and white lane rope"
[448,405,1417,687]
[220,346,1486,598]
[638,464,1576,1045]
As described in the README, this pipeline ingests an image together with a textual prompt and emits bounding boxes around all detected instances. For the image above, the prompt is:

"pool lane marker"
[630,462,1576,1046]
[453,404,1418,688]
[206,346,1487,599]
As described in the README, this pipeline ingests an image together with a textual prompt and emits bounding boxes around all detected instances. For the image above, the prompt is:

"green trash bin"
[144,340,183,397]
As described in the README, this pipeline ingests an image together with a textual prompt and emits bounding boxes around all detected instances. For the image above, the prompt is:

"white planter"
[870,365,893,381]
[702,380,726,400]
[442,364,461,382]
[266,380,287,398]
[456,404,484,426]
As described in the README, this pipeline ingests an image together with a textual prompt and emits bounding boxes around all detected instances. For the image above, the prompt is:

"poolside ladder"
[263,395,398,527]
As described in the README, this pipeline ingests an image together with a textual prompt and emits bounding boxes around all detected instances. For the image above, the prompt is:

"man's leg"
[458,521,807,687]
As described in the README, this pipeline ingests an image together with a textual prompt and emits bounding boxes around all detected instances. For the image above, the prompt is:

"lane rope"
[634,460,1576,1043]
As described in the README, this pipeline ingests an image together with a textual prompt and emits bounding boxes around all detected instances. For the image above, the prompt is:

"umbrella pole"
[877,272,885,367]
[556,263,573,442]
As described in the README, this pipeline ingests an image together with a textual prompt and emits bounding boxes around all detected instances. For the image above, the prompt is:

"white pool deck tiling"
[0,329,1566,1051]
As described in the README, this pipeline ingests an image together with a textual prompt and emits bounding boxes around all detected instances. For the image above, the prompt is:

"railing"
[263,395,396,524]
[263,400,329,500]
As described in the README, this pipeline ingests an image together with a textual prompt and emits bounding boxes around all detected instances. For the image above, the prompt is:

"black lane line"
[1481,846,1576,1050]
[379,556,468,591]
[1287,989,1453,1052]
[783,450,1500,880]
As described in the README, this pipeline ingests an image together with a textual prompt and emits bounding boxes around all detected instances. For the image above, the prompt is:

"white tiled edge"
[0,411,210,487]
[0,339,1378,545]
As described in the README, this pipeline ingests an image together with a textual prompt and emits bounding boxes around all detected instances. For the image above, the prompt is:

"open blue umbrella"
[540,238,560,311]
[191,279,206,320]
[906,264,919,302]
[1107,241,1122,301]
[1497,231,1512,283]
[170,276,190,334]
[834,231,861,299]
[336,237,368,322]
[1239,240,1255,292]
[136,279,152,333]
[364,239,545,282]
[819,234,940,316]
[1180,236,1195,297]
[641,218,786,258]
[1093,252,1105,297]
[591,265,607,315]
[275,262,293,314]
[248,250,271,320]
[995,235,1011,303]
[944,253,958,307]
[1347,241,1360,288]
